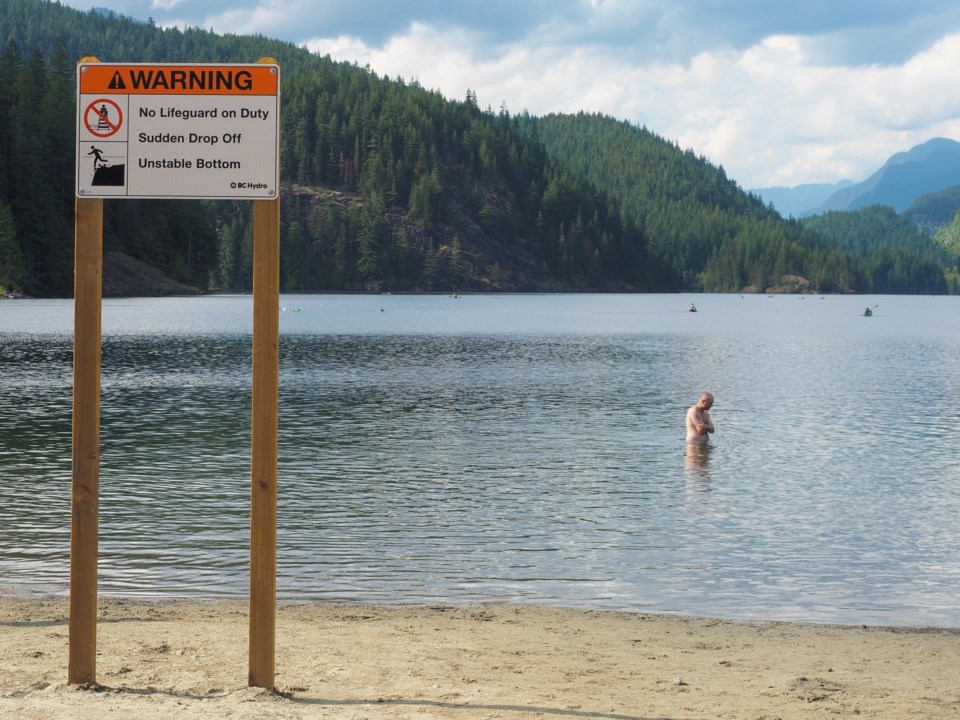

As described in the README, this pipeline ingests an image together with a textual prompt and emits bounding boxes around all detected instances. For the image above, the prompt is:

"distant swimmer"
[689,303,697,312]
[863,306,873,317]
[685,392,715,444]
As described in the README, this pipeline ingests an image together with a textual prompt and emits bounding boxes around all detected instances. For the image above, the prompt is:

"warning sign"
[76,62,280,199]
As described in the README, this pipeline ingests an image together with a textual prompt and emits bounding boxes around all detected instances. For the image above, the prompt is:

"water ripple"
[2,295,960,627]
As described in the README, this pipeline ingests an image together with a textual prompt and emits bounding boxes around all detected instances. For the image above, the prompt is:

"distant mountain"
[816,138,960,213]
[752,180,853,217]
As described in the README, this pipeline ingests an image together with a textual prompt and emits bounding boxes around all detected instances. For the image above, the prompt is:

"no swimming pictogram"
[84,98,123,138]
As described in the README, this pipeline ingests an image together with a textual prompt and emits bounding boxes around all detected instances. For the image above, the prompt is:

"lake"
[1,293,959,628]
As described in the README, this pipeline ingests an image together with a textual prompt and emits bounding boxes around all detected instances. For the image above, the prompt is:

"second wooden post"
[248,194,280,689]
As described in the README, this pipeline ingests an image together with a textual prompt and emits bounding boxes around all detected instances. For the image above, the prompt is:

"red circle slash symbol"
[84,99,123,138]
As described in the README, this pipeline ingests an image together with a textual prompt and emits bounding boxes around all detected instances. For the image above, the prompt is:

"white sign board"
[76,63,280,199]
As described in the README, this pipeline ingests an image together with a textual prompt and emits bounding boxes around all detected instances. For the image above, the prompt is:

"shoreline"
[7,585,958,633]
[4,586,960,632]
[3,597,959,719]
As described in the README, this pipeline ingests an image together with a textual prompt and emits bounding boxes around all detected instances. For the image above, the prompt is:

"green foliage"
[1,0,676,294]
[0,0,952,296]
[523,112,948,294]
[0,37,75,295]
[933,210,960,258]
[0,199,25,292]
[801,206,947,294]
[802,205,940,254]
[932,210,960,293]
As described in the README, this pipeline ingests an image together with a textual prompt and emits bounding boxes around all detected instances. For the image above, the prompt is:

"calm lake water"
[1,293,959,628]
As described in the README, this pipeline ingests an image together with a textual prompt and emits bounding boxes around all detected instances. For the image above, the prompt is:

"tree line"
[931,209,960,293]
[0,0,952,296]
[801,206,948,294]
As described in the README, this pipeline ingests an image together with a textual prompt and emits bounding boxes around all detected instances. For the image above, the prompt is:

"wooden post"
[248,190,280,689]
[69,193,103,685]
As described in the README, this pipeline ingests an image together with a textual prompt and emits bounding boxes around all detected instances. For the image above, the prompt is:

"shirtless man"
[685,392,715,444]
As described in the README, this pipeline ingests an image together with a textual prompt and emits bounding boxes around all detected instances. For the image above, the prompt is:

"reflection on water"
[685,442,712,485]
[2,293,960,628]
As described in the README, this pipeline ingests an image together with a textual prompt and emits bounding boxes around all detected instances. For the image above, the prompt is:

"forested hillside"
[800,206,947,294]
[0,0,951,296]
[928,209,960,292]
[525,113,948,294]
[1,0,673,296]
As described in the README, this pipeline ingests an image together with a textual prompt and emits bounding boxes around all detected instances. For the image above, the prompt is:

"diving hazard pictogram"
[84,98,123,138]
[83,144,125,187]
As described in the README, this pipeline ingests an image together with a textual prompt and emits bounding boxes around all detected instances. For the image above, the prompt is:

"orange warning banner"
[78,63,279,96]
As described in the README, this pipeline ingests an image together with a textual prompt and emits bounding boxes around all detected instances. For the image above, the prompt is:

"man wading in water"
[685,392,715,444]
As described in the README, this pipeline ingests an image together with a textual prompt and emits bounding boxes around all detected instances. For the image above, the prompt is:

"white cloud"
[149,0,187,11]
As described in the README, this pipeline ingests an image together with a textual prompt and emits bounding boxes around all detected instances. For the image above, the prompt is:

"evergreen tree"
[0,0,952,296]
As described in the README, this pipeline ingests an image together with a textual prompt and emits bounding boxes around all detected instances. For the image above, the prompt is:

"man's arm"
[699,410,714,434]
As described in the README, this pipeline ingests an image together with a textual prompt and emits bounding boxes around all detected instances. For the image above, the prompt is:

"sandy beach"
[1,597,959,719]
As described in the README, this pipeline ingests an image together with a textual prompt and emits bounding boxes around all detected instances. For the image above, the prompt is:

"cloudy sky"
[60,0,960,189]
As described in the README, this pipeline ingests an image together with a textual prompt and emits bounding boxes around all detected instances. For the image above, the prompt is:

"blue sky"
[60,1,960,189]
